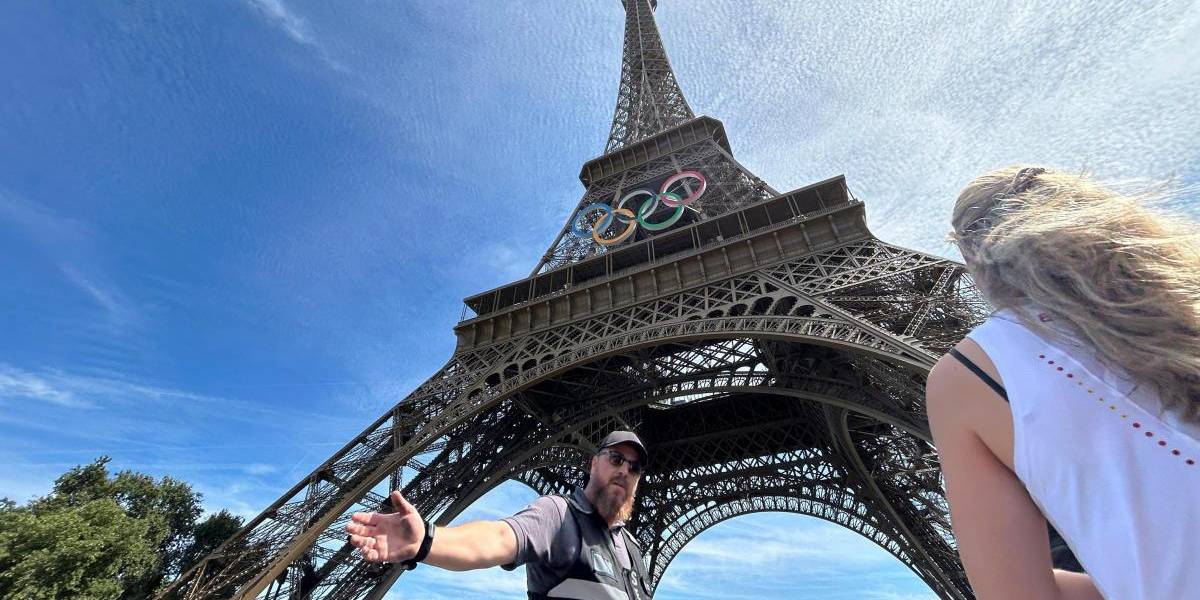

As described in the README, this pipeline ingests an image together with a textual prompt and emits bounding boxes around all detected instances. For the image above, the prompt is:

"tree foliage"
[0,457,245,600]
[0,498,156,599]
[179,509,245,574]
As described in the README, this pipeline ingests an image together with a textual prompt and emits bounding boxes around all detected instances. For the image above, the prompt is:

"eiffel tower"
[164,2,987,598]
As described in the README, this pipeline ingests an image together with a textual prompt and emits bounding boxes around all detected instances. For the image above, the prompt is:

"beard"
[595,477,637,524]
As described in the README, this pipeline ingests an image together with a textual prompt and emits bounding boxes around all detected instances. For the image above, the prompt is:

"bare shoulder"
[926,338,1015,469]
[929,338,1002,400]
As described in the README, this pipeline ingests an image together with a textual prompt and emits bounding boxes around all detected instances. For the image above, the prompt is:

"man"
[346,430,654,599]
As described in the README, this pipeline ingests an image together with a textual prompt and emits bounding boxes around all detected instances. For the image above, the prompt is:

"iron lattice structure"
[163,2,990,599]
[605,0,694,154]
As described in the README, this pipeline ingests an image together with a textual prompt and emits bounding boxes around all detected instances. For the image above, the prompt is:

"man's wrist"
[400,519,436,570]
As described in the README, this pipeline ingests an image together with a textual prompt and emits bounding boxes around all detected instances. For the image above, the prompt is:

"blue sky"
[1,0,1197,598]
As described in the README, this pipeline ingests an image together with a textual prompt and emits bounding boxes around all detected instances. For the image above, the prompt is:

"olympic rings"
[571,171,707,246]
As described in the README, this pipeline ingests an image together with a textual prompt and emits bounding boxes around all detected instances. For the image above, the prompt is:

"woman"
[926,166,1200,599]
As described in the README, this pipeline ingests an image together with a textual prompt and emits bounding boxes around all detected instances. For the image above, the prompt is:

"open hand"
[345,490,424,563]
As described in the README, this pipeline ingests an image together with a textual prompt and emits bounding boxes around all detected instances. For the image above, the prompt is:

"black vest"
[529,495,654,600]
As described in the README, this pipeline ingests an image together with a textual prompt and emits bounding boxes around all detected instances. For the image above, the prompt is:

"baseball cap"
[598,430,648,466]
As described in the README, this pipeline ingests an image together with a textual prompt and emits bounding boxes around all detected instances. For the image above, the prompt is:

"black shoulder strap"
[620,528,645,573]
[620,528,653,599]
[948,348,1008,402]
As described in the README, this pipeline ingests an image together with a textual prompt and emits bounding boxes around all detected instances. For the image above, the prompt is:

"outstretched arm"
[346,490,518,571]
[926,342,1102,600]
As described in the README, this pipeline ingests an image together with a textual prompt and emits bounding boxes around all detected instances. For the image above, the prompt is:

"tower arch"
[159,2,984,599]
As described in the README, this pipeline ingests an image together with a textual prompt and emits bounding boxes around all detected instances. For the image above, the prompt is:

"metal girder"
[159,2,988,599]
[162,237,983,599]
[163,281,983,598]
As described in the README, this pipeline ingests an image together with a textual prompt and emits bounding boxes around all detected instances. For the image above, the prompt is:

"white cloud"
[661,515,897,586]
[679,525,892,569]
[0,364,90,408]
[242,0,347,72]
[0,189,89,244]
[193,478,279,521]
[654,513,932,599]
[244,0,311,45]
[478,241,536,284]
[0,360,368,519]
[0,191,141,335]
[655,0,1200,253]
[0,361,359,426]
[0,363,208,410]
[242,463,278,476]
[59,264,139,329]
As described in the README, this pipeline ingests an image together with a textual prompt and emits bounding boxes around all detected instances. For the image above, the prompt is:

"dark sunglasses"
[598,449,643,474]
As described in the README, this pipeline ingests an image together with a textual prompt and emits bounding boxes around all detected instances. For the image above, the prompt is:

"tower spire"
[605,0,695,152]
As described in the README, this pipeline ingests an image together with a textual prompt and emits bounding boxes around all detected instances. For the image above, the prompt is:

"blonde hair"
[950,165,1200,424]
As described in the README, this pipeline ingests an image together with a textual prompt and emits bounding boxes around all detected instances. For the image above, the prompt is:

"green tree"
[179,509,244,574]
[0,457,244,600]
[0,497,158,599]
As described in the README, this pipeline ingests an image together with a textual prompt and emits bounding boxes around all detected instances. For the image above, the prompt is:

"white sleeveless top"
[966,310,1200,600]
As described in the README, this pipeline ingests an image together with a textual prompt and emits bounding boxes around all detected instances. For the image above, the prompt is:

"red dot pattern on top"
[1038,353,1194,467]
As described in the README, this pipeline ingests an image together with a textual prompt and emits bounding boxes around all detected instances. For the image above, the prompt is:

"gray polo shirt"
[501,487,631,590]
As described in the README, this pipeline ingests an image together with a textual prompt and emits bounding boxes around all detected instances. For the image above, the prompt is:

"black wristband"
[400,520,435,571]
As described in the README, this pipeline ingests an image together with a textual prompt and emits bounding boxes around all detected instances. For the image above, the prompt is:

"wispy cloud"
[677,524,893,569]
[242,463,278,476]
[0,365,87,408]
[0,362,206,411]
[0,190,143,339]
[0,361,368,521]
[660,0,1200,252]
[0,189,89,243]
[478,241,536,284]
[655,513,934,599]
[242,0,346,72]
[244,0,311,46]
[0,362,364,432]
[59,264,139,329]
